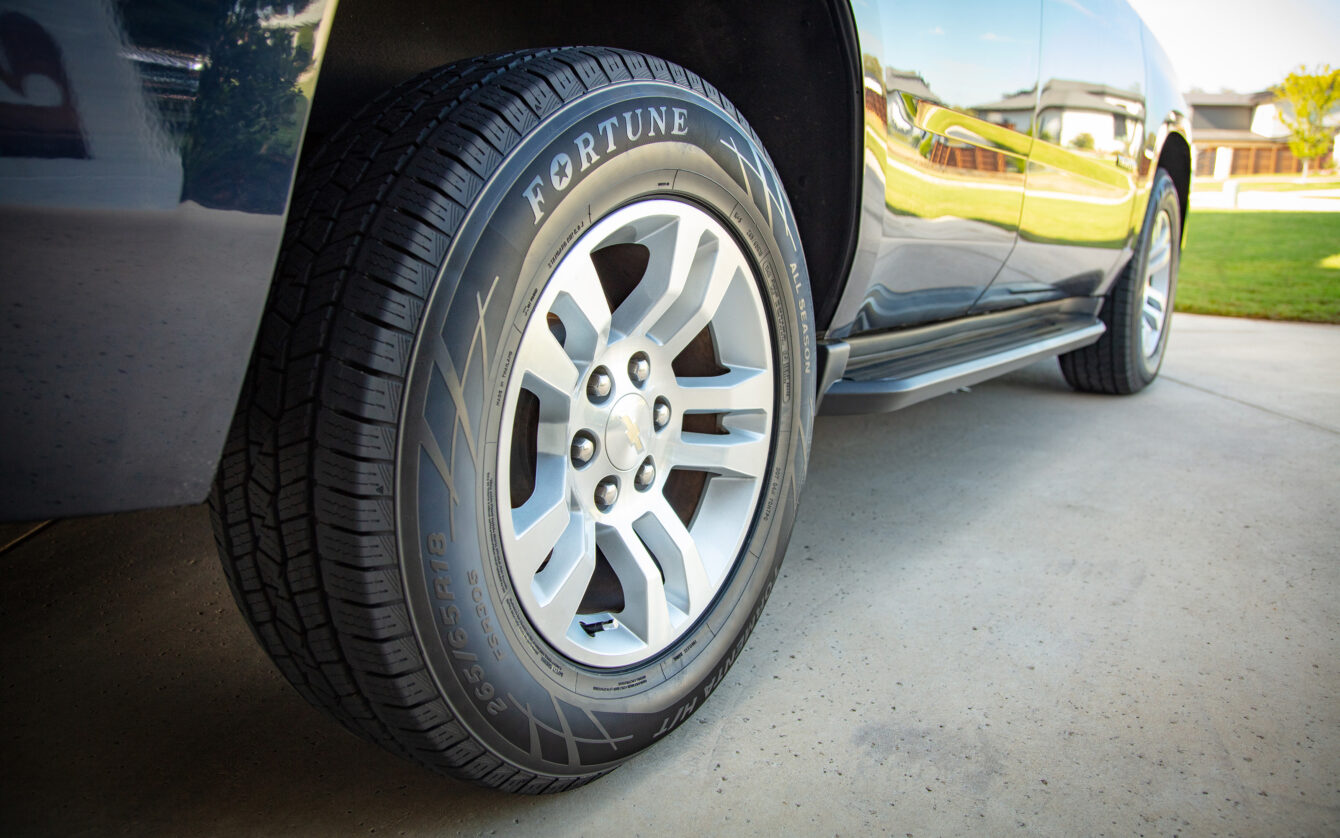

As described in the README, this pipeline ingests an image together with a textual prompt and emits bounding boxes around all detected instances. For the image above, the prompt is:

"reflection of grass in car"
[876,146,1129,245]
[1178,211,1340,323]
[882,160,1020,230]
[867,107,1135,245]
[879,135,1023,230]
[1015,178,1132,248]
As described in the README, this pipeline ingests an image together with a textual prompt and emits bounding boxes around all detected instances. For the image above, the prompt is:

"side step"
[818,302,1104,416]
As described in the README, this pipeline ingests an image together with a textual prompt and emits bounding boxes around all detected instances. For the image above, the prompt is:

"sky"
[1126,0,1340,93]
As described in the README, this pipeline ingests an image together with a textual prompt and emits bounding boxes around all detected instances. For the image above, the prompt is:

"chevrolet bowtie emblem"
[618,413,644,452]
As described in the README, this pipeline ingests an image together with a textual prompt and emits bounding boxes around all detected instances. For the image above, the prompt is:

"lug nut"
[635,458,656,491]
[628,352,650,385]
[594,477,619,510]
[571,432,596,467]
[653,398,671,431]
[587,367,612,401]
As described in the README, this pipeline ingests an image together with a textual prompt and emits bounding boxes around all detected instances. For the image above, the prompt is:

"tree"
[1272,65,1340,176]
[181,2,311,212]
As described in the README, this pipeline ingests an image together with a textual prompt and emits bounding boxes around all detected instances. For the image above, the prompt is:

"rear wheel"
[210,47,814,792]
[1060,168,1181,394]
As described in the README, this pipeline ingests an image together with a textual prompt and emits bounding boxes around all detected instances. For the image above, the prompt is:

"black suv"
[0,0,1188,792]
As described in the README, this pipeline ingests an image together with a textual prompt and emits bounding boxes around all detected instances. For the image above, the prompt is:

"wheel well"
[1157,131,1192,233]
[304,0,861,332]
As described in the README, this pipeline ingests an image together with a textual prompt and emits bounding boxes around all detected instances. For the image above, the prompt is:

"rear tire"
[209,48,814,792]
[1060,168,1181,394]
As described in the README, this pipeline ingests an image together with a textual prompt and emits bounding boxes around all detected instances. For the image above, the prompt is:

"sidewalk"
[1191,185,1340,211]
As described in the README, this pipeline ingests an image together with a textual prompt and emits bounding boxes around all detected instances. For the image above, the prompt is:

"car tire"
[1059,168,1181,394]
[209,47,815,792]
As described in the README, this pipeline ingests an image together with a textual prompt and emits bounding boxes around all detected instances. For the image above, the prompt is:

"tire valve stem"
[580,617,618,636]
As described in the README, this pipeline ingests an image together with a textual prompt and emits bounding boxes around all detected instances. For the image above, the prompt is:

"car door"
[975,0,1147,310]
[828,0,1041,337]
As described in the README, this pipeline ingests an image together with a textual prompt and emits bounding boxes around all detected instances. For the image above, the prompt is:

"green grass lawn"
[1177,210,1340,322]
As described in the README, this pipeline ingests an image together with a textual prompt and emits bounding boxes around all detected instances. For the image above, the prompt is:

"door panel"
[829,0,1041,338]
[978,0,1146,311]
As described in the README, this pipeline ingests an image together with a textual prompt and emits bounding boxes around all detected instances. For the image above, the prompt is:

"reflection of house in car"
[976,79,1142,154]
[972,87,1036,135]
[884,69,936,106]
[1188,91,1333,177]
[880,68,935,135]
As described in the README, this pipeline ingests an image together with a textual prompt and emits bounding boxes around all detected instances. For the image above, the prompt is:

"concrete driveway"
[2,314,1337,836]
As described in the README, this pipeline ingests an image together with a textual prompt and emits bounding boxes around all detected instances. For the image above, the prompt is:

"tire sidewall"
[396,79,814,777]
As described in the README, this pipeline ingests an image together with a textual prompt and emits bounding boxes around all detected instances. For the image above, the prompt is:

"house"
[1187,90,1333,178]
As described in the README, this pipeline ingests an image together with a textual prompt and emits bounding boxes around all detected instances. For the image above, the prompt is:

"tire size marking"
[428,538,509,716]
[464,568,506,664]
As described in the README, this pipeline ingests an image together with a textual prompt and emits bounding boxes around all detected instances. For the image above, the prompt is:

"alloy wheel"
[496,199,775,668]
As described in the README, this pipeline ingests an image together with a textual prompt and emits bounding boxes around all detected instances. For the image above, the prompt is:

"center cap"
[604,394,652,471]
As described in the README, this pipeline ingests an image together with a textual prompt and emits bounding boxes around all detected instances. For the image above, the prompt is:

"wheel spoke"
[516,323,579,398]
[669,429,769,479]
[611,213,713,341]
[651,235,749,356]
[635,502,714,615]
[511,491,572,577]
[1145,211,1172,277]
[530,521,597,640]
[1144,284,1166,314]
[549,259,613,358]
[1143,284,1166,332]
[1146,242,1171,276]
[672,365,771,413]
[599,522,674,647]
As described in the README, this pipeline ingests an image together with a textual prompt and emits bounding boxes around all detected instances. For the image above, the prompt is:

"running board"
[819,313,1104,416]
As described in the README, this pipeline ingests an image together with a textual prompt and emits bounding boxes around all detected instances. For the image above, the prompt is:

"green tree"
[1272,65,1340,176]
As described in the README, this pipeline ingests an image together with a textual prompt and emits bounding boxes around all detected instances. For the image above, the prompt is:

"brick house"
[1187,90,1334,178]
